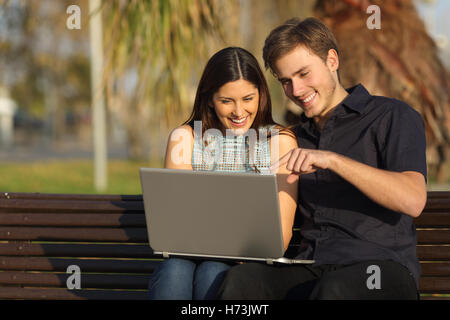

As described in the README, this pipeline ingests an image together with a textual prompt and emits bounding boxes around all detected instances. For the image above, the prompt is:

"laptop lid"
[139,168,285,261]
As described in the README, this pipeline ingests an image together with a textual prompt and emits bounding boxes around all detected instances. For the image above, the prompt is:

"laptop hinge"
[265,259,274,265]
[162,252,170,258]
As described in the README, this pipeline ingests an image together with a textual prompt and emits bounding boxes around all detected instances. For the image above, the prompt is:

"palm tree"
[101,0,233,161]
[100,0,450,184]
[284,0,450,183]
[100,0,318,161]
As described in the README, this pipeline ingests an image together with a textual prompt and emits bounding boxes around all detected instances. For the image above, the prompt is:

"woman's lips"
[229,116,248,127]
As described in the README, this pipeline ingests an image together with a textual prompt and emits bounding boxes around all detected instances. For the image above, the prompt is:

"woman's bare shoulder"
[170,124,194,137]
[270,125,297,145]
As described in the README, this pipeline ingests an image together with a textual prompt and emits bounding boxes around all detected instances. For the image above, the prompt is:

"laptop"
[139,168,314,265]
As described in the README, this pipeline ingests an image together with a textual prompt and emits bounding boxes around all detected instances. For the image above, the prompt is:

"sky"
[414,0,450,67]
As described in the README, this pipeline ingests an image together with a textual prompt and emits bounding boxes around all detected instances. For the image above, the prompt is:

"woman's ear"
[208,98,214,109]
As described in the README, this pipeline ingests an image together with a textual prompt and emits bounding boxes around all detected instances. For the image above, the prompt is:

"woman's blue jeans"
[148,258,231,300]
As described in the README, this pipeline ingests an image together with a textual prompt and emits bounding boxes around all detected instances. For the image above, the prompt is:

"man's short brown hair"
[263,17,339,75]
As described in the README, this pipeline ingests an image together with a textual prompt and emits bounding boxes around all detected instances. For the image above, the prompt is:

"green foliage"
[0,159,162,195]
[102,0,227,125]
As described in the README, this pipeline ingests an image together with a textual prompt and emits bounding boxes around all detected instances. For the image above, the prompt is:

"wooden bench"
[0,191,449,300]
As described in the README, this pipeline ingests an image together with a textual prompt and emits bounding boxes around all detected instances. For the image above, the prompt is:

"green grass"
[0,159,163,195]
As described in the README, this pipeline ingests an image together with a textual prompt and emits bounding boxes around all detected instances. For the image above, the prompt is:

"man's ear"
[326,49,339,72]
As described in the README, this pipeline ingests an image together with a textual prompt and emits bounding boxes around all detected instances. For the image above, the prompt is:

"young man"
[216,17,427,300]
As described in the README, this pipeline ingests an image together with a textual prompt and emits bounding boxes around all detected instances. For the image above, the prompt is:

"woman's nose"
[232,102,245,117]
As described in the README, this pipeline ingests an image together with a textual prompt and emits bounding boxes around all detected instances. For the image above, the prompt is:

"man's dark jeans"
[216,260,418,300]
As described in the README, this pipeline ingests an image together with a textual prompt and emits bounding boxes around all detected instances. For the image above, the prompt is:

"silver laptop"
[139,168,314,265]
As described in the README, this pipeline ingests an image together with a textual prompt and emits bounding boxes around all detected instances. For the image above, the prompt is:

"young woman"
[148,47,298,300]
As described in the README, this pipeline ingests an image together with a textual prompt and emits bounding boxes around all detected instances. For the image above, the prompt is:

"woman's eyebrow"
[216,96,234,100]
[216,92,256,99]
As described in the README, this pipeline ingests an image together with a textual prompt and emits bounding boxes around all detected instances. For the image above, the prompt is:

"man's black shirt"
[292,84,427,286]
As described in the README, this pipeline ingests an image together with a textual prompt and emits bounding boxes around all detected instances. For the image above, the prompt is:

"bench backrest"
[0,191,448,299]
[0,193,153,299]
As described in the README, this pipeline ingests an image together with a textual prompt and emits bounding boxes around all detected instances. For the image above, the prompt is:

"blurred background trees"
[100,0,319,161]
[101,0,229,160]
[0,0,449,189]
[0,0,90,147]
[313,0,450,182]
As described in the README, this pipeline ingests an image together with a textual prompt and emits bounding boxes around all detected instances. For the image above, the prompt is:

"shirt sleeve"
[379,100,427,181]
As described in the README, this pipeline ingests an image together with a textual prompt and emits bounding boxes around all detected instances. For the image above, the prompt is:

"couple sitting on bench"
[148,17,426,300]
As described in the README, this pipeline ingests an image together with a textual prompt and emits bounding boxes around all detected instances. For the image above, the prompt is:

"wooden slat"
[415,212,450,227]
[417,229,450,244]
[0,287,148,300]
[2,286,447,300]
[427,191,450,199]
[419,277,450,293]
[417,245,450,261]
[0,190,443,202]
[420,262,450,276]
[289,230,450,247]
[422,198,450,211]
[3,278,449,298]
[0,199,144,214]
[284,244,450,261]
[0,192,142,201]
[420,295,450,300]
[0,227,148,242]
[0,257,445,277]
[0,242,155,258]
[0,190,448,300]
[0,271,150,289]
[4,191,444,202]
[0,213,145,227]
[0,191,449,211]
[0,256,160,272]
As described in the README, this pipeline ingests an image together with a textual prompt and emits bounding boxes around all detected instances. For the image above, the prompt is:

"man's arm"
[271,149,427,218]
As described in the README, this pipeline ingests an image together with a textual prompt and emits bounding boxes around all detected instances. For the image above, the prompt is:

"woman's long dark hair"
[184,47,278,135]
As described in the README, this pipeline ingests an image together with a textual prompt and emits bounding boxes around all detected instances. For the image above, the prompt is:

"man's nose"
[292,78,306,97]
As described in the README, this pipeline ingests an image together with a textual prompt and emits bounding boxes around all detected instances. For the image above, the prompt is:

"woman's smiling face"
[211,79,259,135]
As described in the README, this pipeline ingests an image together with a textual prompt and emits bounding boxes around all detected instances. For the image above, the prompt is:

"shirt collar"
[298,83,372,126]
[340,83,372,114]
[298,83,372,124]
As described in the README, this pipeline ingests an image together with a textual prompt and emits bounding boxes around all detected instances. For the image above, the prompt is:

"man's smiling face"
[274,45,341,121]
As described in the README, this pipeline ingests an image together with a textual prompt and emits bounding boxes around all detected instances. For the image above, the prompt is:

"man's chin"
[292,102,314,118]
[301,108,316,119]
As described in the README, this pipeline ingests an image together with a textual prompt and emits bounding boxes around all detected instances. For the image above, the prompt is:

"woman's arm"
[270,129,299,252]
[164,125,194,170]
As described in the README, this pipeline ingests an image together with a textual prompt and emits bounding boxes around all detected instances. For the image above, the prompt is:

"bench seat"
[0,191,448,300]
